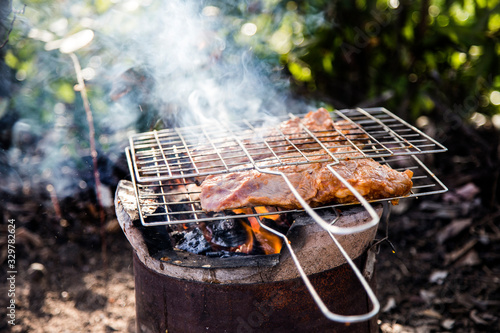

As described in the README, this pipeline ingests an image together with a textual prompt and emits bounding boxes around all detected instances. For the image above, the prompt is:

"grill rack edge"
[124,107,448,227]
[128,107,447,183]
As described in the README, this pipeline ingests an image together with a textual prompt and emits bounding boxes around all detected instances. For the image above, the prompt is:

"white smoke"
[5,0,311,200]
[100,0,300,127]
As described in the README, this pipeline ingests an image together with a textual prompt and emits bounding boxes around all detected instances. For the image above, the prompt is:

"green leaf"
[95,0,113,14]
[5,50,19,69]
[322,53,333,74]
[288,61,312,82]
[489,13,500,32]
[53,82,76,104]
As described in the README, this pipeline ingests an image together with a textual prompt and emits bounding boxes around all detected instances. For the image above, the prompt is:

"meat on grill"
[199,149,414,212]
[274,108,367,150]
[192,108,366,175]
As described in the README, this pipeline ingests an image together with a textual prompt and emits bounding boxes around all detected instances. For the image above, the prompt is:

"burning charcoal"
[176,228,212,254]
[205,218,247,248]
[168,230,186,248]
[261,215,291,234]
[139,225,174,256]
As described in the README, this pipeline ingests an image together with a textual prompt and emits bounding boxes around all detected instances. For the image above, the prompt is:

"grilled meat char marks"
[197,108,413,212]
[200,150,414,212]
[192,108,364,176]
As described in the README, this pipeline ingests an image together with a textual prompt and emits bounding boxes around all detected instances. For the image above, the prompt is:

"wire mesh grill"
[126,148,447,227]
[123,106,448,323]
[129,107,447,183]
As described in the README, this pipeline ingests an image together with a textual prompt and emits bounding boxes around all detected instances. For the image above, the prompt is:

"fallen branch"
[0,5,26,49]
[69,52,107,273]
[444,238,477,266]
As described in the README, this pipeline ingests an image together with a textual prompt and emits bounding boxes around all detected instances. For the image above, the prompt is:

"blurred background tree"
[1,0,499,211]
[224,0,500,122]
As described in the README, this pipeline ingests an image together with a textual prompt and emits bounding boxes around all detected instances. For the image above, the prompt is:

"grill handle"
[256,210,380,323]
[249,112,381,235]
[255,165,380,235]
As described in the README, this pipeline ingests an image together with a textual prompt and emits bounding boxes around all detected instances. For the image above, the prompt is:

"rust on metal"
[134,252,378,333]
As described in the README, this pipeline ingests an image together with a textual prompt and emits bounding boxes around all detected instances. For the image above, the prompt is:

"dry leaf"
[429,270,448,284]
[436,218,473,244]
[419,289,436,304]
[382,296,397,313]
[444,239,477,265]
[443,182,480,203]
[441,318,455,330]
[454,250,481,267]
[456,182,480,200]
[470,309,492,325]
[419,308,443,319]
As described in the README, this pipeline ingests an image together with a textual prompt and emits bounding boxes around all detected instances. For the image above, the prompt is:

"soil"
[1,121,499,333]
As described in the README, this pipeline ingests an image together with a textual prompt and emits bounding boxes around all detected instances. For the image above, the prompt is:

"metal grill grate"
[126,148,447,227]
[129,107,447,183]
[123,106,448,324]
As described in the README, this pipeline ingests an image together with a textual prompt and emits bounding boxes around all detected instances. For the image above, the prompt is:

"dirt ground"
[1,184,499,333]
[1,123,499,332]
[0,216,137,333]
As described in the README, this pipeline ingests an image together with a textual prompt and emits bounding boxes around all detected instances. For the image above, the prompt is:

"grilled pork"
[199,149,413,212]
[191,108,365,175]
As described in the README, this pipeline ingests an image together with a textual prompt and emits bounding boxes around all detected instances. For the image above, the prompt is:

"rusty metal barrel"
[115,180,381,333]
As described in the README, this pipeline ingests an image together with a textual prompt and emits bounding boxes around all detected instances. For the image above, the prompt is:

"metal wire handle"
[255,209,380,323]
[239,112,382,318]
[255,165,380,235]
[223,116,381,236]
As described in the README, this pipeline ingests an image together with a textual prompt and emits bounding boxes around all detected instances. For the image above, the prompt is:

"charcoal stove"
[115,107,447,332]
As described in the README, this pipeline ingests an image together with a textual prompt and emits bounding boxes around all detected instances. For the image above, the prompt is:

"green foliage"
[5,0,498,128]
[2,0,499,168]
[222,0,500,120]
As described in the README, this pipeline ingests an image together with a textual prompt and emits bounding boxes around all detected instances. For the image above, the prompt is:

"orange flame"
[236,222,255,254]
[233,207,283,255]
[232,208,248,215]
[254,206,281,221]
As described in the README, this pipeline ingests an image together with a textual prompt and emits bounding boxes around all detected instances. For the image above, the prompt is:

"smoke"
[3,0,310,202]
[101,0,299,127]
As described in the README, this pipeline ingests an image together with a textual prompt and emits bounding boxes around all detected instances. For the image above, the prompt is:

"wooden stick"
[0,5,26,49]
[69,52,108,274]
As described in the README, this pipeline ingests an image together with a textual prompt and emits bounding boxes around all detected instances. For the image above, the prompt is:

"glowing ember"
[163,183,289,256]
[236,222,255,254]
